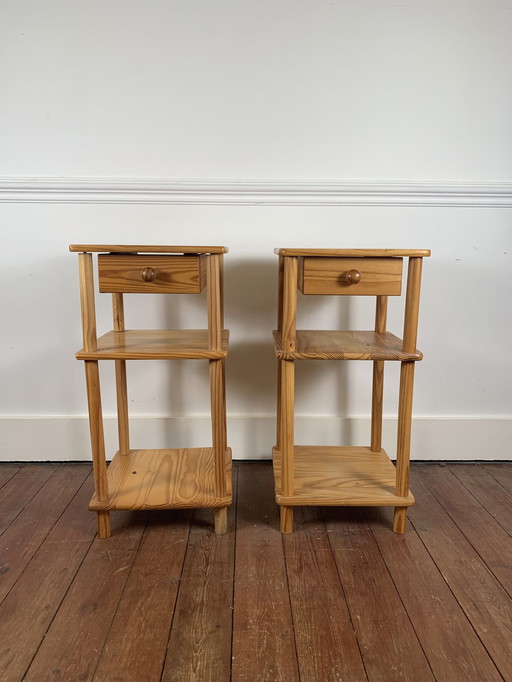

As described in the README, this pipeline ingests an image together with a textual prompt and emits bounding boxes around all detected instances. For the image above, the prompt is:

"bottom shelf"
[89,447,232,511]
[272,445,414,507]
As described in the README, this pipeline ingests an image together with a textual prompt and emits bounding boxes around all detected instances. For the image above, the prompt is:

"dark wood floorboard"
[323,506,434,681]
[0,464,91,603]
[417,464,512,597]
[0,465,57,536]
[283,507,367,682]
[0,461,511,682]
[232,463,299,682]
[161,470,237,682]
[410,465,512,681]
[365,504,502,682]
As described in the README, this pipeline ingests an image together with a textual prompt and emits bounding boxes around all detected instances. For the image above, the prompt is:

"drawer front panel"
[98,255,205,293]
[300,257,402,296]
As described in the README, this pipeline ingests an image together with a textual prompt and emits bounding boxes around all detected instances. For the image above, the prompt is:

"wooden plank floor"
[1,462,512,682]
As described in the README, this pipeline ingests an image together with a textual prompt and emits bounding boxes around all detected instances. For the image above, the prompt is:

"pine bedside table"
[70,244,231,538]
[273,248,430,534]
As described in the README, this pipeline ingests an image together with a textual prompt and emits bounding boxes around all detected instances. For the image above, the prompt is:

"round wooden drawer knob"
[342,269,361,285]
[141,267,156,282]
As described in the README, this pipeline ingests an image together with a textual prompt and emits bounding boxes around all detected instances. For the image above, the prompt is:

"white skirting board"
[0,416,511,462]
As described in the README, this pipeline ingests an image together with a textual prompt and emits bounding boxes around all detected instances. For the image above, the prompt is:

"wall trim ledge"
[1,177,512,207]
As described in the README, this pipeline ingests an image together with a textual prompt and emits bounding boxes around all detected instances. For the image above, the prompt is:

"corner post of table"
[275,254,285,450]
[371,295,388,452]
[113,293,130,456]
[394,256,423,533]
[207,253,228,533]
[280,255,298,532]
[78,252,110,538]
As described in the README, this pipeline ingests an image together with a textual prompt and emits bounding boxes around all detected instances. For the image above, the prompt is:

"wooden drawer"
[299,257,402,296]
[98,254,206,294]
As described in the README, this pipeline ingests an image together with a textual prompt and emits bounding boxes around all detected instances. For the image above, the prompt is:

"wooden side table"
[70,244,231,537]
[273,248,430,534]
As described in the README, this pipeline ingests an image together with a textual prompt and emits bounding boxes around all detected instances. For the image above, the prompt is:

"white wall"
[1,1,511,461]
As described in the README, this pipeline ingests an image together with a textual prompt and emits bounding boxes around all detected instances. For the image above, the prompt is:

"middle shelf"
[274,329,422,361]
[76,329,229,360]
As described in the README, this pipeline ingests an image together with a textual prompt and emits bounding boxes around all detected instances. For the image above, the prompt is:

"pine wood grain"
[93,510,192,682]
[161,471,237,682]
[299,256,403,296]
[283,507,367,682]
[0,465,90,604]
[23,511,150,682]
[98,254,206,294]
[274,329,422,361]
[70,244,228,253]
[0,472,97,681]
[371,296,387,451]
[393,360,415,533]
[89,448,232,511]
[323,506,435,681]
[409,467,512,681]
[273,445,414,507]
[0,465,57,536]
[417,464,512,596]
[275,248,431,257]
[113,293,130,455]
[232,464,299,682]
[77,329,229,360]
[366,503,502,682]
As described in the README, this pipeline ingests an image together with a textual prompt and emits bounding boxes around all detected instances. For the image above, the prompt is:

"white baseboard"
[1,416,510,462]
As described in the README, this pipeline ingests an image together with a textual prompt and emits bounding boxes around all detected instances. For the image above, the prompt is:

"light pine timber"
[409,469,512,681]
[98,254,206,294]
[89,448,232,511]
[280,359,295,533]
[113,293,130,455]
[78,251,110,537]
[281,256,297,351]
[371,296,387,451]
[394,256,423,533]
[76,329,229,360]
[273,445,414,506]
[0,472,97,682]
[70,244,228,254]
[232,464,299,682]
[299,256,402,296]
[210,358,229,533]
[84,361,110,538]
[273,329,422,361]
[275,247,431,257]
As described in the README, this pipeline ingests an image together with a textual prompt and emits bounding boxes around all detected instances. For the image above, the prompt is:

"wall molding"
[2,415,511,462]
[1,177,512,207]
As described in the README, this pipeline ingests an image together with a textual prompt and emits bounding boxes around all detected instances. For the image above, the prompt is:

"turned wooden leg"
[85,361,111,538]
[393,361,415,534]
[215,507,228,535]
[280,506,293,533]
[97,511,111,539]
